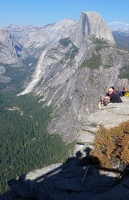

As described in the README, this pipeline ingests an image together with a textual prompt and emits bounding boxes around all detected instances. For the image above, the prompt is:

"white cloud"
[108,21,129,31]
[109,21,124,25]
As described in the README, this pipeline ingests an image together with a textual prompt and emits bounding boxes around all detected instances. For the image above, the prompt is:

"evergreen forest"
[0,90,75,194]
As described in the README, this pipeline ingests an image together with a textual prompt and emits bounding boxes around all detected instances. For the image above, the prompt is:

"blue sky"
[1,0,129,30]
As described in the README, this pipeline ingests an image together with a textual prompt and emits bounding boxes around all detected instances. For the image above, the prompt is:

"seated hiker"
[118,86,128,96]
[106,86,117,96]
[122,87,129,96]
[108,88,122,103]
[99,87,122,108]
[110,86,118,94]
[100,87,114,105]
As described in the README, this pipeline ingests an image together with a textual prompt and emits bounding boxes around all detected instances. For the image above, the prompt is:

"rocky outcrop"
[4,97,129,200]
[7,160,129,200]
[76,96,129,153]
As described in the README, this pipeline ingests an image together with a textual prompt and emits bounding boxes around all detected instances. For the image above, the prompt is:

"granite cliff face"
[0,27,30,83]
[13,11,129,143]
[1,11,129,142]
[74,11,115,47]
[7,19,78,57]
[0,27,27,65]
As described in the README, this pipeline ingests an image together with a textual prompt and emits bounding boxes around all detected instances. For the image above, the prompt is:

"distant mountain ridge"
[112,30,129,51]
[6,11,115,56]
[6,19,78,57]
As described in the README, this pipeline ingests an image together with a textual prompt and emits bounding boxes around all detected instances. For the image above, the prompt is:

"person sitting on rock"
[106,86,117,96]
[118,86,128,96]
[108,88,122,103]
[110,86,118,94]
[99,87,122,109]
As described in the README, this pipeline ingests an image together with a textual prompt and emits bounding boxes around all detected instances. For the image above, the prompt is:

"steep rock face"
[72,11,115,47]
[18,44,129,142]
[0,27,27,65]
[7,19,78,57]
[16,12,129,142]
[0,28,32,83]
[77,96,129,145]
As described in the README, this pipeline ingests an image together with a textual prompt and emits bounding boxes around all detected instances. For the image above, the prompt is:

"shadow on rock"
[1,148,128,200]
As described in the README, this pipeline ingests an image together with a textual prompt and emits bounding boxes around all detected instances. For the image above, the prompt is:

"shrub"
[93,121,129,168]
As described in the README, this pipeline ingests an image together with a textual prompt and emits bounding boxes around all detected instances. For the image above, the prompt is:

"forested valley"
[1,27,129,196]
[0,88,75,194]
